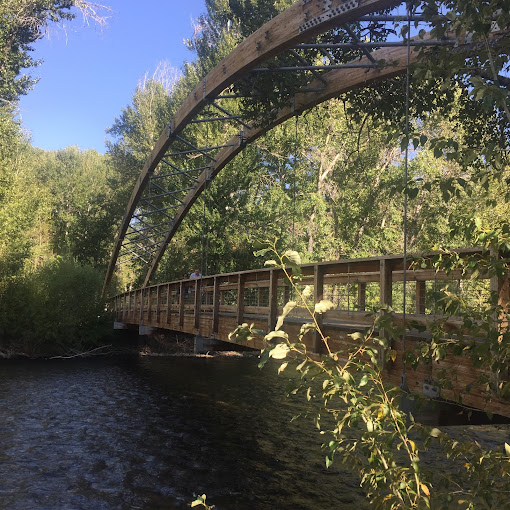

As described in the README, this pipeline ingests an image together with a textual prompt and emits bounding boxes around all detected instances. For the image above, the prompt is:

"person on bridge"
[190,268,202,279]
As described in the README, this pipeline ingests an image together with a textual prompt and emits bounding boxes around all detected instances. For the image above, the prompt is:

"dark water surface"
[0,355,366,510]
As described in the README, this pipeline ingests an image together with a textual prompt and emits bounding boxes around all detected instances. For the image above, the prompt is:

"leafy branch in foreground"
[229,241,510,509]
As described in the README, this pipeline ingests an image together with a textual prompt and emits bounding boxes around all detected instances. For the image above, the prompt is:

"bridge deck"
[112,249,510,418]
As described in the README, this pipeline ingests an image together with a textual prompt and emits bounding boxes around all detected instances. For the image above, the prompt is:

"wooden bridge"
[112,248,510,419]
[105,1,509,420]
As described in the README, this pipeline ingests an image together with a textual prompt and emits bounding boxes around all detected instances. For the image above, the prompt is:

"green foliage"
[0,257,112,357]
[229,245,510,509]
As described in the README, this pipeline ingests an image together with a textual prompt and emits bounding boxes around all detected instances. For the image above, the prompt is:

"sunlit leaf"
[265,330,288,342]
[314,299,335,314]
[283,250,301,266]
[420,483,430,497]
[429,428,441,438]
[275,301,297,330]
[269,343,290,359]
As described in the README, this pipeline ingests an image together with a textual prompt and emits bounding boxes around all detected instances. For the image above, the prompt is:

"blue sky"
[18,0,207,154]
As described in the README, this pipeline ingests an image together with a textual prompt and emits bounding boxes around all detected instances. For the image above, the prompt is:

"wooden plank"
[313,264,325,354]
[268,269,278,332]
[179,282,185,327]
[155,285,161,324]
[416,280,426,314]
[211,276,220,333]
[194,279,201,330]
[165,284,171,326]
[357,282,366,311]
[237,274,245,326]
[380,259,392,307]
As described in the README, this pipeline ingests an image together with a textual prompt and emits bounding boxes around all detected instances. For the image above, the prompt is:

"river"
[1,354,509,509]
[0,355,367,510]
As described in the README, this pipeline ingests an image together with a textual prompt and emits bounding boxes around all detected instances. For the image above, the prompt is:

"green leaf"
[275,301,297,330]
[359,375,368,387]
[264,259,278,267]
[265,330,288,342]
[429,428,441,438]
[283,250,301,266]
[278,361,289,374]
[299,322,316,338]
[505,443,510,456]
[314,299,335,314]
[269,343,290,359]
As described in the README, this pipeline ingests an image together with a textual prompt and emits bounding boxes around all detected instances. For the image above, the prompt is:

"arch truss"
[103,0,506,294]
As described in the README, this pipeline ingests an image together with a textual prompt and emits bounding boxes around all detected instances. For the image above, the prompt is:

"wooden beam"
[268,269,278,332]
[194,279,201,330]
[179,281,185,327]
[313,264,325,354]
[380,259,392,307]
[357,282,366,312]
[237,274,245,325]
[416,280,426,315]
[213,277,220,333]
[165,284,171,326]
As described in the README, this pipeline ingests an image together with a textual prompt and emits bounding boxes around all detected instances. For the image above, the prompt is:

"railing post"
[416,280,426,314]
[357,282,366,311]
[257,287,263,307]
[155,285,161,324]
[179,281,185,327]
[213,277,220,334]
[268,269,278,332]
[283,285,290,305]
[313,264,325,354]
[165,284,171,326]
[194,279,201,330]
[379,259,392,366]
[138,289,144,323]
[380,259,392,307]
[147,287,153,325]
[237,274,245,325]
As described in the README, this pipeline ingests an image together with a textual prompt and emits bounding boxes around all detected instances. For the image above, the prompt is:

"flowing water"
[0,355,367,510]
[1,354,509,509]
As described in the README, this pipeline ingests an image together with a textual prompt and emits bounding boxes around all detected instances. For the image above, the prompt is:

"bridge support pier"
[139,324,156,336]
[194,333,224,354]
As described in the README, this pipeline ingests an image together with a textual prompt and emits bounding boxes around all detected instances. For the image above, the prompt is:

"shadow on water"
[0,355,365,510]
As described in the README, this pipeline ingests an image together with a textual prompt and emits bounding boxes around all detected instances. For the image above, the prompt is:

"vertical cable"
[401,3,411,391]
[292,114,298,246]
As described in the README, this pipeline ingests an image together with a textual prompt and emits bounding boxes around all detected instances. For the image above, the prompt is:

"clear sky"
[17,0,207,154]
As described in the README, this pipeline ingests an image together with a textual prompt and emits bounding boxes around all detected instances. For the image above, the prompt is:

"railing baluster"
[313,264,325,354]
[237,274,245,325]
[179,281,185,327]
[416,280,426,314]
[194,279,201,330]
[357,282,366,311]
[268,269,278,332]
[213,277,220,333]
